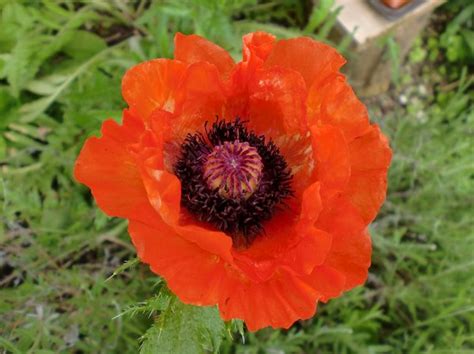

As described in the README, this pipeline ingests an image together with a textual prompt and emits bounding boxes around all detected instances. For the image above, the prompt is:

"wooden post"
[331,0,444,96]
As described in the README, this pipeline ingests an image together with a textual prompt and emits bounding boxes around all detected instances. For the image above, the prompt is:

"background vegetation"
[0,0,472,353]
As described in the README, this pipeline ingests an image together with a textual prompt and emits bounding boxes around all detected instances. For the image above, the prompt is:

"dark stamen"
[174,118,293,247]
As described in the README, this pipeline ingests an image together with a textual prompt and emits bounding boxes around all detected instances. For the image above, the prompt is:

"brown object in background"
[382,0,411,9]
[330,0,444,96]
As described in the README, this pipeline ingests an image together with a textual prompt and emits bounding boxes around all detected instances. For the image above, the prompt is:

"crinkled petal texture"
[74,32,391,331]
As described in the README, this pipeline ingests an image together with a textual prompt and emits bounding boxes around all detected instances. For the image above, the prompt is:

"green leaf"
[0,135,6,160]
[4,35,47,95]
[106,257,139,281]
[0,336,23,354]
[141,298,225,354]
[409,46,427,64]
[62,30,107,59]
[304,0,334,34]
[25,73,69,96]
[18,43,121,122]
[460,28,474,59]
[0,86,18,129]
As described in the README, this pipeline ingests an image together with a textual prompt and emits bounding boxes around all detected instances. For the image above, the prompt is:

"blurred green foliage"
[0,0,473,353]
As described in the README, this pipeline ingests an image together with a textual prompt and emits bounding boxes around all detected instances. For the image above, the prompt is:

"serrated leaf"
[141,298,225,354]
[3,130,43,148]
[115,290,171,319]
[17,43,120,123]
[106,257,139,281]
[18,97,52,122]
[225,319,245,344]
[25,74,69,96]
[4,35,48,95]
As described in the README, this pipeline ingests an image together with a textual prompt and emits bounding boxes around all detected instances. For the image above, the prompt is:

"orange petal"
[172,62,228,141]
[129,219,229,305]
[74,111,158,224]
[299,181,323,225]
[311,124,351,200]
[130,215,331,331]
[174,223,234,263]
[324,230,372,291]
[225,62,251,121]
[134,111,234,261]
[347,125,392,223]
[139,161,234,262]
[282,228,332,274]
[141,167,182,224]
[304,264,346,302]
[307,74,370,142]
[232,182,326,281]
[282,182,332,274]
[225,32,276,119]
[247,66,307,138]
[264,37,345,88]
[316,195,372,291]
[130,218,332,332]
[242,31,276,71]
[274,133,315,196]
[317,194,367,237]
[133,109,182,224]
[122,59,187,123]
[219,269,320,331]
[349,125,392,174]
[231,208,297,282]
[174,32,235,80]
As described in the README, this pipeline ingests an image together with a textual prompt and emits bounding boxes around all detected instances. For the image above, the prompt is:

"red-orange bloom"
[75,32,392,331]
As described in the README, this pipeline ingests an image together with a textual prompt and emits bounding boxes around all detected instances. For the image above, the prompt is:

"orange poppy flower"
[74,32,392,331]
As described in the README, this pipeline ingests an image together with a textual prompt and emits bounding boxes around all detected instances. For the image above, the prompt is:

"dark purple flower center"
[174,119,292,245]
[203,140,263,199]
